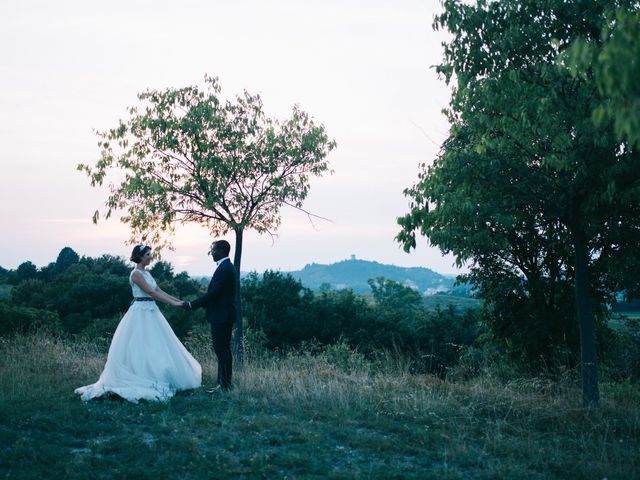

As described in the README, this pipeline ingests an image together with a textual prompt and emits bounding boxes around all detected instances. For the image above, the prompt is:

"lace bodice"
[129,269,157,298]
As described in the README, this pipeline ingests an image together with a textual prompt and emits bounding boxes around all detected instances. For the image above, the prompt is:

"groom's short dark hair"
[213,240,231,256]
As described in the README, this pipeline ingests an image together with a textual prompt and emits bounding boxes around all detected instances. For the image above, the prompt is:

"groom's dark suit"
[189,257,237,390]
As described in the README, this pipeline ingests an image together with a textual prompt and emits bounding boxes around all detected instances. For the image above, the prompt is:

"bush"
[5,251,206,337]
[321,339,368,374]
[408,306,482,375]
[241,271,316,348]
[0,301,62,336]
[448,343,524,381]
[76,314,122,350]
[242,275,481,375]
[603,316,640,382]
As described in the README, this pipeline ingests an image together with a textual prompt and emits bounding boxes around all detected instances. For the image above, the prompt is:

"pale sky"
[0,0,462,277]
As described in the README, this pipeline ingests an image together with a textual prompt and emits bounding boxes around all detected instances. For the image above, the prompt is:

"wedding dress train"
[75,269,201,402]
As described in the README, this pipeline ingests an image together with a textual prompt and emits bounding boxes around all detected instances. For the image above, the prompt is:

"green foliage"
[0,302,61,336]
[363,279,481,375]
[422,293,479,311]
[369,276,422,312]
[78,254,132,277]
[320,339,369,374]
[397,0,640,395]
[603,316,640,381]
[149,260,174,282]
[241,270,316,349]
[564,6,640,149]
[55,247,79,273]
[15,261,37,283]
[2,250,205,339]
[241,273,480,375]
[158,303,202,340]
[9,263,131,334]
[471,269,581,366]
[0,285,11,301]
[307,287,372,346]
[77,75,337,250]
[0,266,10,284]
[74,314,122,349]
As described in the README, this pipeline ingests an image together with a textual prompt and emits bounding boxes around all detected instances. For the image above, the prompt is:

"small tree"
[78,76,336,364]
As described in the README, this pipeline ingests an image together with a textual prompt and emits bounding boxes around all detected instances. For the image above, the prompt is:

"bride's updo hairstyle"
[130,245,152,263]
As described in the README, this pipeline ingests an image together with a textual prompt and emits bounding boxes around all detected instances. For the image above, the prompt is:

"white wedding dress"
[75,269,202,402]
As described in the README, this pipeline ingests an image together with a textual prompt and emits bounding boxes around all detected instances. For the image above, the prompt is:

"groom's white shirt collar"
[215,256,230,267]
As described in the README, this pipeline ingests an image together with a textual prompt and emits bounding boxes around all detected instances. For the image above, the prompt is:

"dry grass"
[1,330,639,479]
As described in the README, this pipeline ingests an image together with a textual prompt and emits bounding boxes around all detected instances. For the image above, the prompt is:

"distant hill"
[285,256,460,295]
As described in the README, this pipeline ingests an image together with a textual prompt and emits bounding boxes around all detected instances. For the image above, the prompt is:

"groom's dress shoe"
[206,385,232,394]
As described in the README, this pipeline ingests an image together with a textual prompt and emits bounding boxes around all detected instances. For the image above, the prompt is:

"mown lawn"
[1,332,639,479]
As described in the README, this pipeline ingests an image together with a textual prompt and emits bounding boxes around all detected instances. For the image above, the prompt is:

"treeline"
[242,271,480,374]
[0,248,204,340]
[0,248,480,375]
[1,248,638,379]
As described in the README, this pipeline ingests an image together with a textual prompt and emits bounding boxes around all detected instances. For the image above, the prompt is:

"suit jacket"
[190,258,237,325]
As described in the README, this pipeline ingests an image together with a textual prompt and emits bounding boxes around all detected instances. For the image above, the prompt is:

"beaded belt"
[134,297,155,302]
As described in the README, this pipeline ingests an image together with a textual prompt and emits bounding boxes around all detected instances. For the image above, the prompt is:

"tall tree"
[55,247,80,273]
[397,0,640,407]
[566,7,640,149]
[79,75,336,364]
[16,261,38,283]
[564,5,640,298]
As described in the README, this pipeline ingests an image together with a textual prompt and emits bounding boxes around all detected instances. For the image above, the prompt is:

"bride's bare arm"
[157,288,182,303]
[131,271,182,306]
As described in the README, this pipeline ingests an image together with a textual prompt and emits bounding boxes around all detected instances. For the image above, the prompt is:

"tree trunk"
[571,223,599,408]
[233,228,244,369]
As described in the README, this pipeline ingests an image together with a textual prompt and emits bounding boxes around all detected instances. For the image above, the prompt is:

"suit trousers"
[211,321,233,389]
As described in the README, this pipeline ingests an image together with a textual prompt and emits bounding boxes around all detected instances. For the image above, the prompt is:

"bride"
[75,245,202,402]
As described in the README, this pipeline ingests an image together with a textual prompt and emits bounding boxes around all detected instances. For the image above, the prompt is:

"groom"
[183,240,237,391]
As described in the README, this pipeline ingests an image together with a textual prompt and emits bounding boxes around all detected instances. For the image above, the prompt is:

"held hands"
[170,296,191,309]
[171,298,186,308]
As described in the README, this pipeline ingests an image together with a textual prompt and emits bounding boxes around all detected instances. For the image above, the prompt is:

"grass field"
[1,331,639,479]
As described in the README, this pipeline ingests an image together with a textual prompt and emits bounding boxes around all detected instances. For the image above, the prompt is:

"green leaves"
[564,6,640,148]
[398,0,640,373]
[79,75,336,249]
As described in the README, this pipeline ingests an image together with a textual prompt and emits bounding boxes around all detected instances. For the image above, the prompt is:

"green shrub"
[603,316,640,382]
[321,339,368,374]
[0,301,62,336]
[75,314,122,349]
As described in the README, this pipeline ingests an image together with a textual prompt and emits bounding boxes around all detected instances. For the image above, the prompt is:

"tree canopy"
[397,0,640,407]
[565,7,640,149]
[78,75,336,252]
